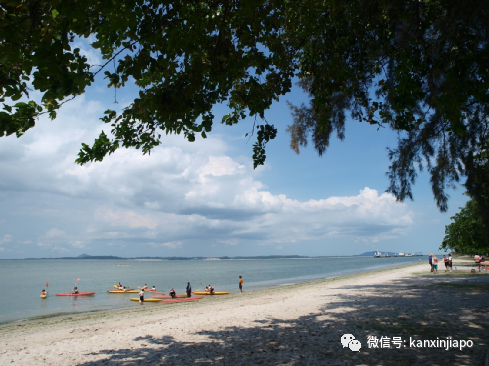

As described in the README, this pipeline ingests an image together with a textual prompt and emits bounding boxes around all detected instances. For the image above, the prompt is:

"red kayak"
[160,297,204,303]
[144,289,162,293]
[152,294,186,298]
[55,292,95,296]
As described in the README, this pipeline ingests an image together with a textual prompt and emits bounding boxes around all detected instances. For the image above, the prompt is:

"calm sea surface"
[0,257,425,324]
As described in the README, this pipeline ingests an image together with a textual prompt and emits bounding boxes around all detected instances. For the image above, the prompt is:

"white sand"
[1,262,488,365]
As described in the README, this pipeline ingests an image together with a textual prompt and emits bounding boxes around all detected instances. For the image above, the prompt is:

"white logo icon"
[341,334,355,347]
[349,339,361,352]
[341,334,362,352]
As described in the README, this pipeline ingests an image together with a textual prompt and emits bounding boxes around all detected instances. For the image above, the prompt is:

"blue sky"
[0,40,468,259]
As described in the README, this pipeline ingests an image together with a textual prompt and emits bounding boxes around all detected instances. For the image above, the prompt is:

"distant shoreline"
[1,253,427,260]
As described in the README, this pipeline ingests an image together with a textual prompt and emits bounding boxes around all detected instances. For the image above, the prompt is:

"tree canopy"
[1,0,488,217]
[440,198,489,255]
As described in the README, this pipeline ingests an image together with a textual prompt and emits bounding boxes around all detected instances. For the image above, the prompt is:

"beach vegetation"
[440,137,489,254]
[440,198,489,255]
[1,0,488,215]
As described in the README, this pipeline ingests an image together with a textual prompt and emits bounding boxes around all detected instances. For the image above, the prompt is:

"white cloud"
[160,241,183,249]
[72,241,91,249]
[44,228,67,239]
[0,88,415,256]
[0,234,12,245]
[217,239,239,246]
[95,207,160,229]
[51,246,69,253]
[144,241,183,249]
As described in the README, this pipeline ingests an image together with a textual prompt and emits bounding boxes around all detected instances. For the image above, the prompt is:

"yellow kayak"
[130,298,162,302]
[108,290,139,293]
[40,294,46,299]
[193,291,230,295]
[113,285,132,289]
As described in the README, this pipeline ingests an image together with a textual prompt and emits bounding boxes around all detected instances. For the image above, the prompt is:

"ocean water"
[0,256,424,324]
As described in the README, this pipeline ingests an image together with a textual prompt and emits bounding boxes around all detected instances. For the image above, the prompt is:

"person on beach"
[186,282,192,298]
[73,286,79,294]
[209,285,215,294]
[169,288,176,299]
[448,254,453,271]
[432,256,438,274]
[139,289,144,303]
[429,254,433,272]
[239,276,243,293]
[475,254,481,272]
[443,255,449,271]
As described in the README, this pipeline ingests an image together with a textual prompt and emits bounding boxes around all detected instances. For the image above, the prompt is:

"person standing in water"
[139,289,144,303]
[239,276,243,293]
[186,282,192,298]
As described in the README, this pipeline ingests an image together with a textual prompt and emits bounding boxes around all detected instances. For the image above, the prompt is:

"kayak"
[193,291,229,295]
[107,289,137,293]
[160,297,204,303]
[152,294,186,298]
[40,294,46,299]
[56,292,95,296]
[113,285,131,289]
[144,289,162,293]
[130,298,162,302]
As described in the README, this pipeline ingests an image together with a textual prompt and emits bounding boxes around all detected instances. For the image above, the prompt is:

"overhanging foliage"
[0,0,488,216]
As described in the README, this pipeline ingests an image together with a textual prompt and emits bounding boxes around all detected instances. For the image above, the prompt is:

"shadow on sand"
[78,273,489,366]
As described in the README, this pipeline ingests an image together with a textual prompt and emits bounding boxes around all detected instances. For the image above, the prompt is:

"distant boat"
[374,251,384,258]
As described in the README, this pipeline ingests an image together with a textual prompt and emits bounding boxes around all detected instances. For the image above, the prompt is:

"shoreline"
[2,262,488,365]
[0,262,421,329]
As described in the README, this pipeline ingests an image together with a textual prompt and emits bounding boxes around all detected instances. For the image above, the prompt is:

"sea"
[0,256,425,324]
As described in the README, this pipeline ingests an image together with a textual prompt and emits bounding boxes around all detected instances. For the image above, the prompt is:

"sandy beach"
[1,262,488,366]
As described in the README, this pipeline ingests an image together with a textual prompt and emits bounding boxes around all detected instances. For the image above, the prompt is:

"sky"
[0,39,468,259]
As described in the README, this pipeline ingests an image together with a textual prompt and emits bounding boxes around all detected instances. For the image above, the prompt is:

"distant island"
[22,254,313,260]
[18,253,424,260]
